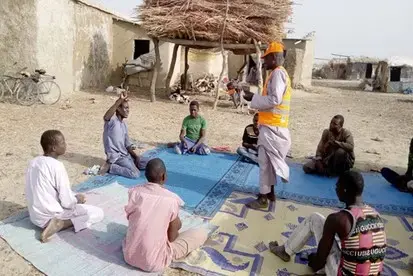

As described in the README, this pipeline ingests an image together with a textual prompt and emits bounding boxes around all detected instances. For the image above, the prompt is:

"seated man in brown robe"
[303,115,355,176]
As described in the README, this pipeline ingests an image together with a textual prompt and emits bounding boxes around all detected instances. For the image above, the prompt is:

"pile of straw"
[137,0,293,44]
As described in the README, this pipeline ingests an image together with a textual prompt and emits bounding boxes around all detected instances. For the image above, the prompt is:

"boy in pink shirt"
[123,158,208,272]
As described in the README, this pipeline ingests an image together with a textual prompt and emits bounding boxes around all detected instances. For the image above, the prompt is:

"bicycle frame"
[1,75,22,95]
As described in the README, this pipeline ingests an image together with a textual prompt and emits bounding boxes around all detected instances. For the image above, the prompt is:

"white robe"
[25,156,104,232]
[251,68,291,194]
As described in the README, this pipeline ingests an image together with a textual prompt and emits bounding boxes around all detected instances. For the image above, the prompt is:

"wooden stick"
[236,60,247,80]
[165,44,179,95]
[150,37,160,102]
[254,39,263,95]
[242,55,249,82]
[158,37,266,51]
[213,0,229,110]
[183,47,189,90]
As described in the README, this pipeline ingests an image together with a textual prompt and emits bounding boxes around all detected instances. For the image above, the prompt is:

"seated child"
[25,130,104,242]
[227,82,241,108]
[123,158,208,272]
[237,113,259,164]
[174,100,210,155]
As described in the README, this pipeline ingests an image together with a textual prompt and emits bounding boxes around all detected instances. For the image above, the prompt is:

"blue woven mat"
[0,183,214,276]
[76,148,240,218]
[76,148,413,217]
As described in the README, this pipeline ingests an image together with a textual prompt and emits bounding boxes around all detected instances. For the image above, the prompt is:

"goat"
[238,89,250,114]
[169,89,190,104]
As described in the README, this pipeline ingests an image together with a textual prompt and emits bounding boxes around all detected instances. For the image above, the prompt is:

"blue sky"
[94,0,413,59]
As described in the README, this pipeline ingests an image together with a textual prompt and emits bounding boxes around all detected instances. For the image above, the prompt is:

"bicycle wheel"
[38,80,61,105]
[16,78,39,106]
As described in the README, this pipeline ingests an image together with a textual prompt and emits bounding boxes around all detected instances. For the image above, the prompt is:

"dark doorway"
[133,40,150,59]
[365,63,373,79]
[390,67,402,82]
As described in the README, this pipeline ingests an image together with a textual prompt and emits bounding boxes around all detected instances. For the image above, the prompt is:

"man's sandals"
[246,194,271,209]
[247,184,277,209]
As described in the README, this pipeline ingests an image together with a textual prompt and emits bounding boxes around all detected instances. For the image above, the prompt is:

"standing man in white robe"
[243,42,292,209]
[25,130,104,242]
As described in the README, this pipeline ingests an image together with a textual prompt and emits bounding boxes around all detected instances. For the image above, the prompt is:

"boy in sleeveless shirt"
[269,171,386,275]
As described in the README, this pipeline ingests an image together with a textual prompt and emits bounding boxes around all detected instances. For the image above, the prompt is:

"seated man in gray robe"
[100,92,150,179]
[303,115,355,176]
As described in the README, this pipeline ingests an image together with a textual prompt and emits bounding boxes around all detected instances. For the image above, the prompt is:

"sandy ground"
[0,85,412,275]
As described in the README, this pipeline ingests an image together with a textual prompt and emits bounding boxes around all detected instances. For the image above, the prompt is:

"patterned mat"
[233,162,413,217]
[172,191,413,276]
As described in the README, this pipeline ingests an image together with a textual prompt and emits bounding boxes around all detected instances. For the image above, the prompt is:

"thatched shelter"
[136,0,293,107]
[138,0,292,44]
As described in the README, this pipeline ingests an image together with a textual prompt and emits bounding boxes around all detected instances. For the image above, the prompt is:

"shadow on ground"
[0,201,25,220]
[398,98,413,103]
[62,152,105,168]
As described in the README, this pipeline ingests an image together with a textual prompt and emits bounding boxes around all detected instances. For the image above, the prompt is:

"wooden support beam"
[254,40,263,95]
[165,44,179,95]
[182,47,190,90]
[158,37,266,51]
[242,55,249,82]
[213,0,229,110]
[150,38,160,102]
[213,50,228,110]
[236,59,247,80]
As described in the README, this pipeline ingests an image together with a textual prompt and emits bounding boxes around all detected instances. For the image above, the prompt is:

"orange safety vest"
[258,66,291,128]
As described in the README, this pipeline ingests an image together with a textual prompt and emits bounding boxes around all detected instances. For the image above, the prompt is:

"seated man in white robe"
[25,130,104,242]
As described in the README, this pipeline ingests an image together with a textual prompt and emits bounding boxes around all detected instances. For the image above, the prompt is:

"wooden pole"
[242,55,249,82]
[183,47,189,90]
[236,59,247,80]
[165,44,179,95]
[254,40,263,95]
[158,37,267,50]
[150,38,160,102]
[213,0,229,110]
[213,53,228,110]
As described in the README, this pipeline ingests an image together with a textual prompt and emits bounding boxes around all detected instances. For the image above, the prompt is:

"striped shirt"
[339,206,386,276]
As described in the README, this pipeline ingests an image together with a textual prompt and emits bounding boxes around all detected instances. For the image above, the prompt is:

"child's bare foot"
[269,241,291,262]
[99,162,110,175]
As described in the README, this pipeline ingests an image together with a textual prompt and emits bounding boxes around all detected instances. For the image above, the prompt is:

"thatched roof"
[136,0,293,44]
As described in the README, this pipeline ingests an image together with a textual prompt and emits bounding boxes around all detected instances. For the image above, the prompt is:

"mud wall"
[0,0,38,76]
[73,3,113,91]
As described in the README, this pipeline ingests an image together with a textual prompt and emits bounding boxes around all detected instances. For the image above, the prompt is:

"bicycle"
[29,69,61,105]
[0,65,39,106]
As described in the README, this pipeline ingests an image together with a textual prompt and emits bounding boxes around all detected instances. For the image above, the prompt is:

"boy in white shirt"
[25,130,104,242]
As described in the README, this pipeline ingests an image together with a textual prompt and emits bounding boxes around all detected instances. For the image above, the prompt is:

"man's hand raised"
[119,91,129,102]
